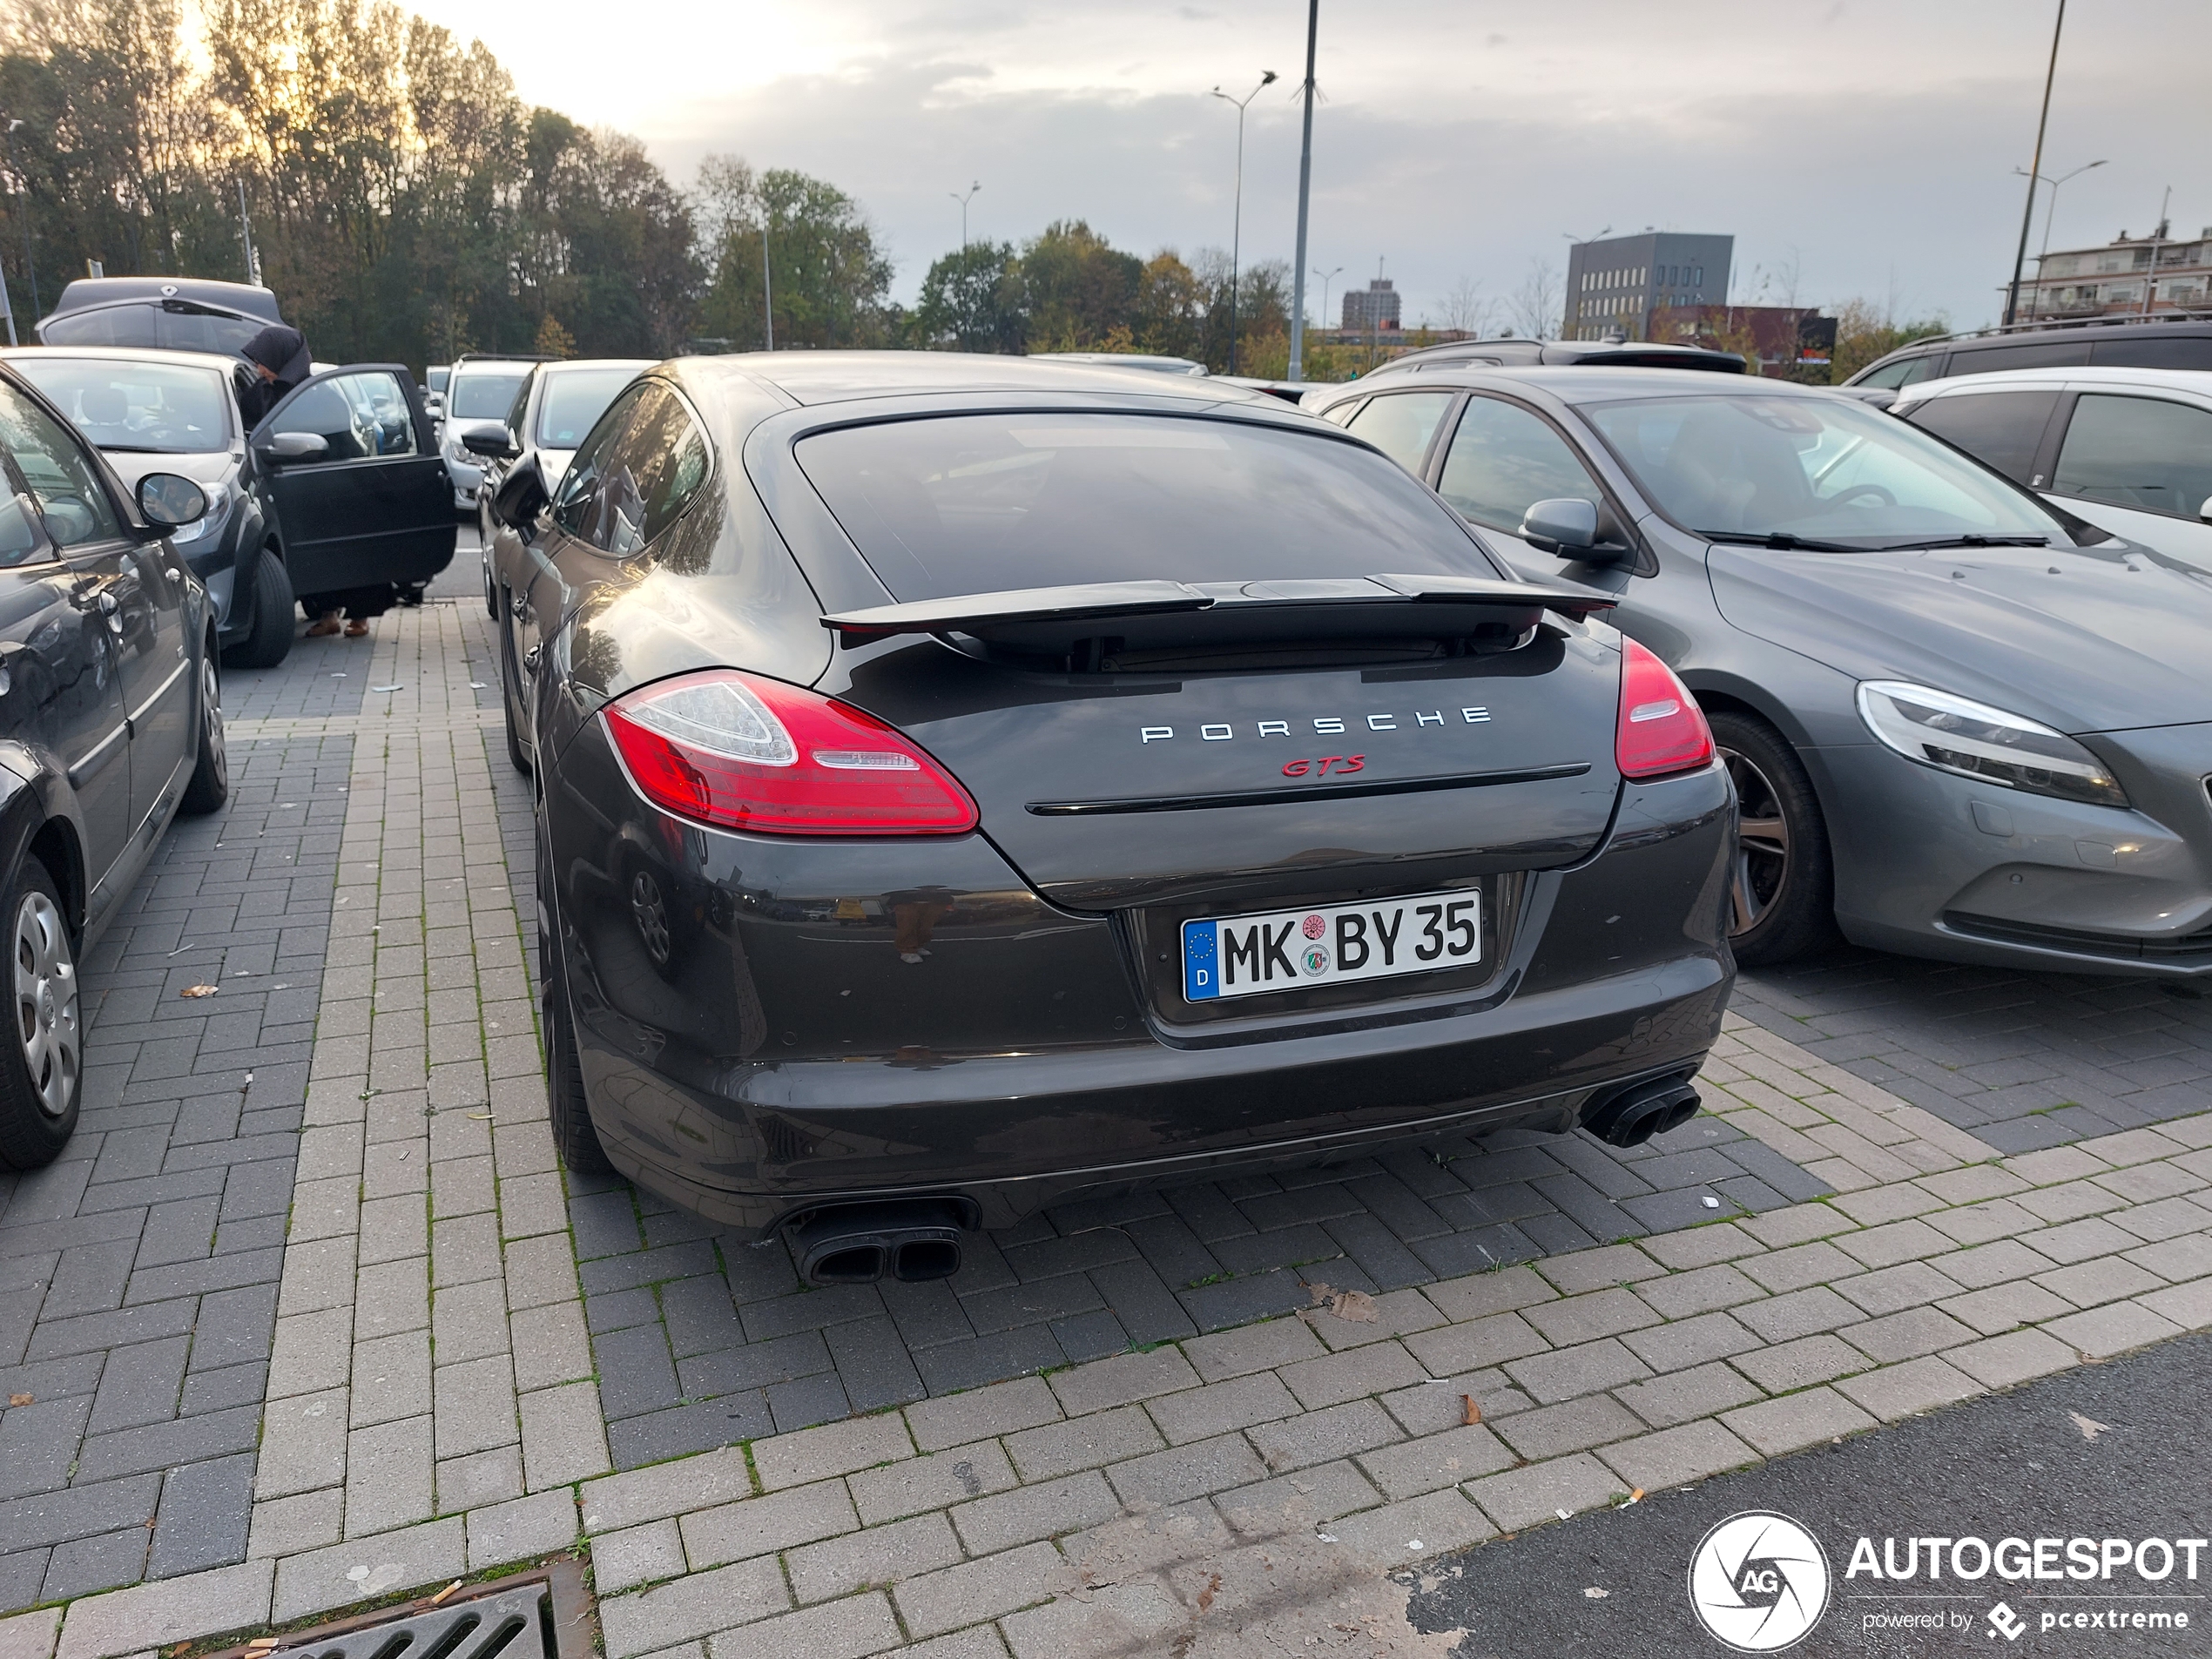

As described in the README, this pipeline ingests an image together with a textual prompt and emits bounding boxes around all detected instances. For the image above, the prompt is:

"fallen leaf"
[1305,1280,1336,1307]
[467,1111,493,1120]
[7,1393,30,1406]
[180,983,219,998]
[1460,1393,1481,1426]
[2070,1411,2110,1442]
[1327,1289,1379,1323]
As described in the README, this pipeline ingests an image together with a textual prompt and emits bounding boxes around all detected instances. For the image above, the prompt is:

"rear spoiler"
[820,573,1615,646]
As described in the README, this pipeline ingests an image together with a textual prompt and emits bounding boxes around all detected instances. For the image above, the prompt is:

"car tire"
[543,971,613,1175]
[180,651,229,816]
[1709,711,1835,967]
[503,669,532,774]
[223,547,293,671]
[0,858,83,1171]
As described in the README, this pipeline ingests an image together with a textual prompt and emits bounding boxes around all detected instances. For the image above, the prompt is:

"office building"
[1565,232,1734,340]
[1342,279,1401,333]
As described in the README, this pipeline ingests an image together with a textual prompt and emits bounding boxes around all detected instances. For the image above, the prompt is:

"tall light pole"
[1210,70,1276,376]
[949,181,981,248]
[1286,0,1319,382]
[759,198,774,351]
[1312,265,1342,341]
[2013,158,2105,320]
[2005,0,2067,327]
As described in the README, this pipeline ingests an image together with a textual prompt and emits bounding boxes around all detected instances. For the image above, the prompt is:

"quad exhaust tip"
[1582,1074,1702,1148]
[789,1199,973,1286]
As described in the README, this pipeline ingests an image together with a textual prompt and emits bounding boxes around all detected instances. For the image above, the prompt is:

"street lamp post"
[1312,265,1341,341]
[1286,0,1319,383]
[949,181,981,248]
[2013,158,2106,320]
[2005,0,2067,327]
[760,199,774,351]
[1210,70,1276,376]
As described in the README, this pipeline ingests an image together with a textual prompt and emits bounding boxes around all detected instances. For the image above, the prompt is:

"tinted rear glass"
[2089,336,2212,371]
[795,413,1507,601]
[40,305,160,347]
[450,371,528,420]
[1899,389,2059,484]
[11,357,232,453]
[1953,341,2090,374]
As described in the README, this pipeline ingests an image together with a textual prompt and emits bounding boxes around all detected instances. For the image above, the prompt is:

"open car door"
[252,364,455,599]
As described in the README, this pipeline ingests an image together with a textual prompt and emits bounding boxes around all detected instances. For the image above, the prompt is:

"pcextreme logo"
[1689,1512,1832,1652]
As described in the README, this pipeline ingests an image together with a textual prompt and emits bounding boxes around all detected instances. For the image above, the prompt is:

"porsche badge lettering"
[1138,707,1491,745]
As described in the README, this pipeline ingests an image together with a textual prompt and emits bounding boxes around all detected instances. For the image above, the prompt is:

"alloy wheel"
[1717,743,1791,938]
[201,658,227,793]
[14,890,80,1119]
[630,870,672,965]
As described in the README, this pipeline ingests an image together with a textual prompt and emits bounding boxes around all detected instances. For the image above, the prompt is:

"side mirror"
[137,473,209,528]
[265,431,329,462]
[460,421,520,461]
[491,454,548,532]
[2200,496,2212,523]
[1520,497,1599,553]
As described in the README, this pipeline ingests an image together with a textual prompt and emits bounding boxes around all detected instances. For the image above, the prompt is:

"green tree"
[1018,219,1139,350]
[695,158,892,351]
[1130,251,1204,359]
[914,239,1024,352]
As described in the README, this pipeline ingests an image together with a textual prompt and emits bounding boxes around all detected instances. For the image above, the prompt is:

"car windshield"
[536,367,639,447]
[796,412,1507,601]
[1583,392,2067,549]
[11,356,232,453]
[450,370,528,420]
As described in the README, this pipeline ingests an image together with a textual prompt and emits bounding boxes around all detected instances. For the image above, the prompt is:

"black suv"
[35,277,287,356]
[1848,314,2212,392]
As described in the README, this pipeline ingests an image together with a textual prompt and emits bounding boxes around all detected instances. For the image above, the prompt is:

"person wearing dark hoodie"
[235,324,386,639]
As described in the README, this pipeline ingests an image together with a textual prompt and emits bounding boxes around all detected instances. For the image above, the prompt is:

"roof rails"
[451,352,553,367]
[1912,308,2212,349]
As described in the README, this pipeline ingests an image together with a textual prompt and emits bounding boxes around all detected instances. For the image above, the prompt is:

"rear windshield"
[13,356,232,453]
[537,367,638,447]
[794,412,1507,601]
[450,370,528,420]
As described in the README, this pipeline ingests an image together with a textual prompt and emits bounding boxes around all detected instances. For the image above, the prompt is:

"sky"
[401,0,2208,333]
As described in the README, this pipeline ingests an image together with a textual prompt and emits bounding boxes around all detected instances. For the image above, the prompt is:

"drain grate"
[273,1585,548,1659]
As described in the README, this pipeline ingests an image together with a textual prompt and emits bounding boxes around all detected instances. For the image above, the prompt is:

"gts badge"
[1282,755,1364,778]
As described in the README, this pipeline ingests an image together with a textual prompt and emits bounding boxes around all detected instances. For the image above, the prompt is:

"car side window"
[1899,390,2060,485]
[576,384,711,556]
[269,370,419,461]
[550,384,648,544]
[2052,395,2212,520]
[1436,395,1603,533]
[0,381,122,550]
[1857,354,1939,390]
[1344,391,1454,475]
[506,373,536,442]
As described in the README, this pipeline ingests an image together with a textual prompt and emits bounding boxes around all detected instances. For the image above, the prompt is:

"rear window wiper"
[1876,534,2052,550]
[1697,529,1868,553]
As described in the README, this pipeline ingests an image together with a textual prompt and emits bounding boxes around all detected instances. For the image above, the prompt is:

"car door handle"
[165,566,184,581]
[96,590,123,632]
[510,595,528,619]
[522,645,542,676]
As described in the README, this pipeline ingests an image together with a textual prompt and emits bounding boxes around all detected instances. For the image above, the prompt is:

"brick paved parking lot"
[0,543,2208,1659]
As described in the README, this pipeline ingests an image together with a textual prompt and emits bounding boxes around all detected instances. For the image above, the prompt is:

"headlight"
[170,480,233,548]
[1856,680,2128,808]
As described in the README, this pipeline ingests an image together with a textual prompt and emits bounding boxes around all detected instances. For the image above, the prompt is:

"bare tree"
[1441,273,1496,336]
[1507,255,1561,338]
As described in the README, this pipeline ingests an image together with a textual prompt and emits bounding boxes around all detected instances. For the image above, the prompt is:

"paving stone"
[678,1480,857,1568]
[1105,1431,1267,1508]
[2041,1301,2185,1359]
[849,1440,1018,1527]
[580,1448,752,1534]
[52,1559,273,1659]
[587,1520,687,1595]
[1182,1317,1327,1381]
[1462,1453,1628,1533]
[597,1557,789,1658]
[1731,1334,1870,1393]
[752,1411,912,1491]
[1248,1399,1403,1474]
[1502,1338,1651,1405]
[949,1470,1118,1554]
[1005,1406,1163,1481]
[1944,1328,2079,1389]
[786,1511,963,1603]
[1494,1393,1645,1461]
[269,1516,464,1622]
[1719,1387,1879,1457]
[894,1541,1076,1641]
[705,1592,900,1659]
[1045,1347,1200,1417]
[465,1490,577,1568]
[1324,1488,1494,1567]
[1614,1361,1767,1430]
[1835,1356,1986,1423]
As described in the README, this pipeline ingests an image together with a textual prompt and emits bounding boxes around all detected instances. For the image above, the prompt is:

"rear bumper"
[550,746,1737,1235]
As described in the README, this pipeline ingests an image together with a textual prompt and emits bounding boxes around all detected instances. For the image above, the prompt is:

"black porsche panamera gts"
[494,354,1737,1285]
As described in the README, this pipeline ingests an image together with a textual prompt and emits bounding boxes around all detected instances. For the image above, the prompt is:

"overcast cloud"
[403,0,2206,329]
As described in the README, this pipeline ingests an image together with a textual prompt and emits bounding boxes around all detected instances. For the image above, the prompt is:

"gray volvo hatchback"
[1307,368,2212,978]
[502,354,1736,1282]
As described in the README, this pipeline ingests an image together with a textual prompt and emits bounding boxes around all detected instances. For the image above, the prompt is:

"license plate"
[1182,888,1481,1002]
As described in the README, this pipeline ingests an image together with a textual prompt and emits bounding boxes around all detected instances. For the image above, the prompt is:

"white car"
[1892,367,2212,571]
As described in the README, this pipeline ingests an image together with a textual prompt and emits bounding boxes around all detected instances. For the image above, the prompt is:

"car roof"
[1895,365,2212,401]
[0,344,240,374]
[537,358,657,378]
[41,276,281,322]
[671,350,1290,409]
[1313,364,1832,408]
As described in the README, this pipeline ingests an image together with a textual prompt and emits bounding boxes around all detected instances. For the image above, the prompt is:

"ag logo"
[1688,1512,1831,1651]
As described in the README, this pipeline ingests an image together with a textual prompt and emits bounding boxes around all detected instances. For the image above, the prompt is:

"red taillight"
[1615,637,1715,779]
[603,670,979,836]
